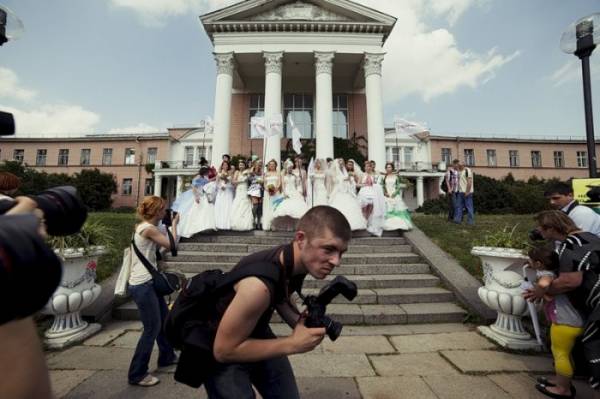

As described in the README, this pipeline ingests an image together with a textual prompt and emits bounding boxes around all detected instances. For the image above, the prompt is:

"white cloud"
[0,67,37,101]
[2,104,100,137]
[108,123,163,134]
[549,57,600,87]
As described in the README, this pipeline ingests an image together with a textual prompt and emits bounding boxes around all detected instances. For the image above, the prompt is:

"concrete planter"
[42,246,104,349]
[471,246,542,350]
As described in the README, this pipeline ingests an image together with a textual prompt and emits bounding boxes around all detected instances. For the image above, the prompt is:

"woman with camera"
[128,196,179,387]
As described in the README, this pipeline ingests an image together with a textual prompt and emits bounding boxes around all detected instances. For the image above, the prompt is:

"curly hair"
[0,172,20,193]
[137,196,165,221]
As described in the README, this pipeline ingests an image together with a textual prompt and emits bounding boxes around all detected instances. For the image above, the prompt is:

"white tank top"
[128,221,158,286]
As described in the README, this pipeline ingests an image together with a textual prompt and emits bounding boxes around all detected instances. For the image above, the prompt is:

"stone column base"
[45,323,102,350]
[478,325,544,351]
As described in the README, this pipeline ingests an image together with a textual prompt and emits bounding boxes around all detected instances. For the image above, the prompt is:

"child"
[529,245,583,399]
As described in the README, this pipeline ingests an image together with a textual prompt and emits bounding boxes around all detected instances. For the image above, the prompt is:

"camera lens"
[33,186,87,236]
[322,316,343,341]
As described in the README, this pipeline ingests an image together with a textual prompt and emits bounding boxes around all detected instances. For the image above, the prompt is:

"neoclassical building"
[199,0,396,168]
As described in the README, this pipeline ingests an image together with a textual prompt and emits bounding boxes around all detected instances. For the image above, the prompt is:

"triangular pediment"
[202,0,395,25]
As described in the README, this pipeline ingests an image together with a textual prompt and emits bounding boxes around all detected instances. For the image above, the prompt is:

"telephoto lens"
[30,186,88,236]
[0,214,62,325]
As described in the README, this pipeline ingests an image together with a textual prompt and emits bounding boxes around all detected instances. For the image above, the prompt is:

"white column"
[211,52,235,167]
[364,53,386,167]
[263,51,283,167]
[416,176,425,207]
[176,176,183,195]
[154,175,162,197]
[314,52,335,160]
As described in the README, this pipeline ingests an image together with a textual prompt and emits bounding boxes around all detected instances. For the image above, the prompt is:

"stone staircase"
[113,231,467,325]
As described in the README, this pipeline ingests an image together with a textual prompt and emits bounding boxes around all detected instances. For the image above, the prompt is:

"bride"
[262,159,281,231]
[175,167,216,237]
[383,162,413,231]
[307,158,328,207]
[272,159,309,228]
[214,161,234,230]
[230,159,254,231]
[357,160,386,237]
[328,158,366,231]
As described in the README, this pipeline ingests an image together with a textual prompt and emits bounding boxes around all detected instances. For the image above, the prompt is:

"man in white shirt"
[544,182,600,236]
[453,161,474,225]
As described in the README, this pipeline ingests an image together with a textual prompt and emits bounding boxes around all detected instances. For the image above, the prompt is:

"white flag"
[204,116,214,134]
[250,116,266,138]
[288,114,302,154]
[268,114,283,138]
[394,118,428,135]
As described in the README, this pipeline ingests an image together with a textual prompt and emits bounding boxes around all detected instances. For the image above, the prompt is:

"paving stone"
[321,336,396,354]
[424,375,512,399]
[361,304,407,324]
[47,346,157,371]
[289,353,375,377]
[50,369,96,399]
[487,373,544,399]
[369,352,459,376]
[83,321,142,347]
[342,325,414,336]
[407,323,473,334]
[109,331,142,349]
[295,377,362,399]
[357,376,438,399]
[441,350,553,374]
[390,331,496,353]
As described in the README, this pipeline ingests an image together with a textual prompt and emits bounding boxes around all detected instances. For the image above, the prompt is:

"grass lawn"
[412,213,535,280]
[87,212,136,282]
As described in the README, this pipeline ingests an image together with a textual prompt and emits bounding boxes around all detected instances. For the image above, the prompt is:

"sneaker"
[132,374,160,387]
[157,354,179,370]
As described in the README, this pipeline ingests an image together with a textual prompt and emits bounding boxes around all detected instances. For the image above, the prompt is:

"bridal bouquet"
[267,184,277,196]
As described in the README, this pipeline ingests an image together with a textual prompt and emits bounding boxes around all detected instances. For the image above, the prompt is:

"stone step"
[113,301,466,325]
[298,287,454,305]
[176,242,413,254]
[182,235,407,246]
[303,274,440,289]
[165,262,431,275]
[166,251,421,264]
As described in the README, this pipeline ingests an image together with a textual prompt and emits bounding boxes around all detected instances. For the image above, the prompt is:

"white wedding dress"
[230,172,254,231]
[177,176,216,238]
[328,172,366,231]
[262,173,280,231]
[214,175,234,230]
[357,173,386,237]
[307,172,328,207]
[273,174,309,219]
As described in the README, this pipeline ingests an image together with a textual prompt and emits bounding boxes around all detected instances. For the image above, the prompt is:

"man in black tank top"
[205,206,351,399]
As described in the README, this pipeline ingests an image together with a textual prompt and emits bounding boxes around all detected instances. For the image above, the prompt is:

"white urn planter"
[472,246,543,350]
[42,246,104,349]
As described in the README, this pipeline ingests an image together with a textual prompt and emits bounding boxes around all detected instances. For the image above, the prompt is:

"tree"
[73,169,117,211]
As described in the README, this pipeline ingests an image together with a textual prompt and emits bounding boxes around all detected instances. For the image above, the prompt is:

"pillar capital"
[363,53,385,77]
[314,51,335,75]
[263,51,284,75]
[214,52,235,76]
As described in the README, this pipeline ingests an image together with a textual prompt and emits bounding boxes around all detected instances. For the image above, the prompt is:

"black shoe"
[535,383,574,399]
[536,377,556,387]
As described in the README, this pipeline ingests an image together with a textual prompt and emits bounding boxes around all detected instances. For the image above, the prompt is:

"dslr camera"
[162,208,178,227]
[299,275,358,341]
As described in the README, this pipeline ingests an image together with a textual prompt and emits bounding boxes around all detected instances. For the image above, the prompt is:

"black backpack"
[165,262,284,388]
[441,178,449,193]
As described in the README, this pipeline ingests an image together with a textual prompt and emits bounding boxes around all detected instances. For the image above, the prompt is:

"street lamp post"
[561,14,600,177]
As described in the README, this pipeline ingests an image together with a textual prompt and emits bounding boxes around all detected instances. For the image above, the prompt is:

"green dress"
[383,174,412,231]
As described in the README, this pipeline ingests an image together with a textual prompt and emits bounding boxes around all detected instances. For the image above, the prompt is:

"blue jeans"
[127,281,176,384]
[204,355,300,399]
[453,192,474,225]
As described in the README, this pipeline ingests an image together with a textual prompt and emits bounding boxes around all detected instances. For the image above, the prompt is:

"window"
[464,149,475,166]
[102,148,112,166]
[147,147,157,164]
[57,149,69,166]
[144,178,153,195]
[390,147,401,168]
[284,94,313,139]
[509,150,519,167]
[577,151,588,168]
[531,151,542,168]
[124,148,135,165]
[184,146,194,166]
[332,94,348,139]
[36,149,47,166]
[486,149,497,167]
[13,149,24,163]
[122,178,133,195]
[80,149,91,166]
[441,148,452,165]
[553,151,564,168]
[403,147,414,165]
[196,146,207,163]
[249,94,265,138]
[13,149,24,162]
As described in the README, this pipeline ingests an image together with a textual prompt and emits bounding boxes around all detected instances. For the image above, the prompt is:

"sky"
[0,0,599,138]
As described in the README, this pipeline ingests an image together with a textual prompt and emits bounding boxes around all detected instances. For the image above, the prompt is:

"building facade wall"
[0,137,169,208]
[430,137,598,181]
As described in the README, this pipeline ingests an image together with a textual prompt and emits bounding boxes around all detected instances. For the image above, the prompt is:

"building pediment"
[201,0,396,43]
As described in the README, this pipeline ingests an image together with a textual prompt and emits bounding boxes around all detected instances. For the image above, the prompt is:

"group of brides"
[172,156,413,237]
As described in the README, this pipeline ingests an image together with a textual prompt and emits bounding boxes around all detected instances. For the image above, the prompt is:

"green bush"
[417,196,450,214]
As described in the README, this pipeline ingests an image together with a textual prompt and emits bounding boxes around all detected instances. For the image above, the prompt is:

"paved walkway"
[46,321,598,398]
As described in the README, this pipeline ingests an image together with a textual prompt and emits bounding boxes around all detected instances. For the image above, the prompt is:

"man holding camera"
[202,205,351,398]
[545,182,600,236]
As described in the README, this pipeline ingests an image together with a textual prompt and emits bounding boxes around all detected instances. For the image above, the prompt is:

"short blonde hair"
[137,196,165,221]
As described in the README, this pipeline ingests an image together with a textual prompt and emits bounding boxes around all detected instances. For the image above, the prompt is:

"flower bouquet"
[267,184,277,196]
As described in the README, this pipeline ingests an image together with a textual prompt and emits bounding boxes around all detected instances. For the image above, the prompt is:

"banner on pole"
[268,114,283,138]
[250,116,266,138]
[288,114,303,154]
[394,118,428,135]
